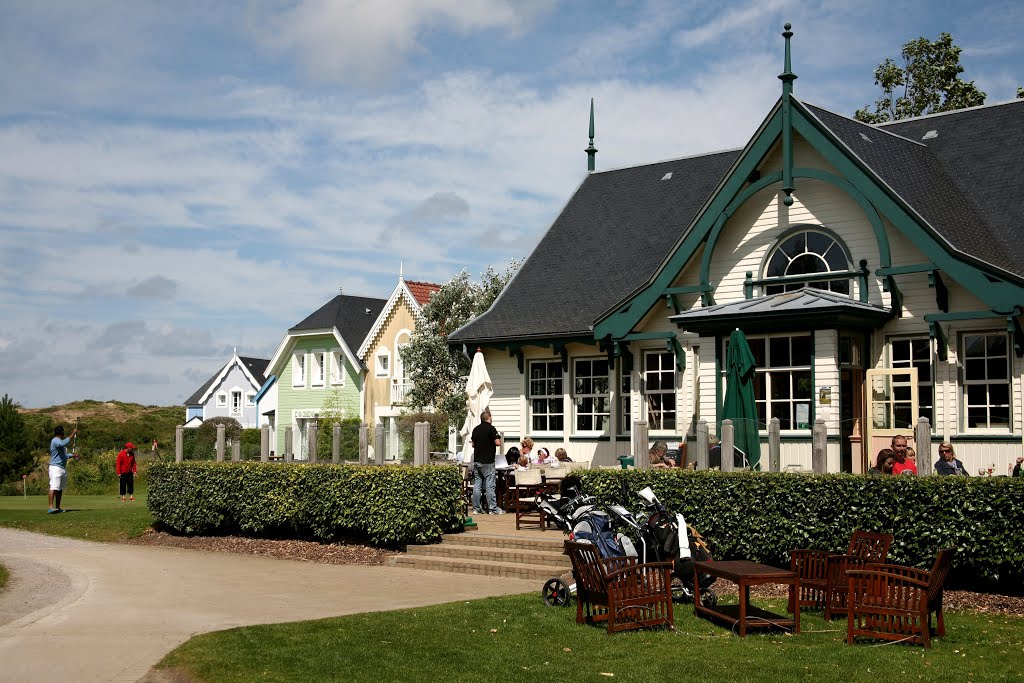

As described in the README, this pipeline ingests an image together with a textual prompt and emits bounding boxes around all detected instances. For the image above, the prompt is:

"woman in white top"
[535,447,558,467]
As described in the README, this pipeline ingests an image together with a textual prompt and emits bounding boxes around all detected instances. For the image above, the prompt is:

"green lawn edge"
[0,495,153,543]
[158,593,1024,683]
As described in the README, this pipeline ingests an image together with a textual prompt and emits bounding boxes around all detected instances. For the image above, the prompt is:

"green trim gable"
[593,96,1024,343]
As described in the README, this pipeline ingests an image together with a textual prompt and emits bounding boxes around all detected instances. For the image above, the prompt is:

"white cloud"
[256,0,537,84]
[673,0,795,50]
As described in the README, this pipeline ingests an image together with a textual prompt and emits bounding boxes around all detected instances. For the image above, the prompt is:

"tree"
[855,33,986,123]
[1018,87,1023,99]
[0,394,35,484]
[195,416,242,456]
[400,260,520,425]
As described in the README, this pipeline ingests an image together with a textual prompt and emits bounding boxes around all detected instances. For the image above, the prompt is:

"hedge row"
[146,461,463,546]
[576,469,1024,587]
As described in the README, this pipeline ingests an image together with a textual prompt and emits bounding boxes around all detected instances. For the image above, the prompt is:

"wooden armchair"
[789,530,892,619]
[564,540,675,634]
[846,548,955,648]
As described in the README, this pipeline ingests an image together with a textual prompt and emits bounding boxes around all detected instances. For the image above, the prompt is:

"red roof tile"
[406,280,441,306]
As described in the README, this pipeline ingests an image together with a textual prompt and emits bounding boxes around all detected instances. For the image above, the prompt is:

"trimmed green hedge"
[147,461,463,546]
[576,469,1024,587]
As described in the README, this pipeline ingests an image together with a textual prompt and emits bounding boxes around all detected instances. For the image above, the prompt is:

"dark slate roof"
[290,294,388,352]
[183,356,270,406]
[449,152,740,343]
[802,100,1024,281]
[669,289,891,334]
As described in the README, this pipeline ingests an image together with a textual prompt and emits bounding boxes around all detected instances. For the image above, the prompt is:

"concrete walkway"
[0,528,536,683]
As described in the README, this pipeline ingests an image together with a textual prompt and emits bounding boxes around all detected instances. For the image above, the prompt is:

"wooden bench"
[846,548,955,648]
[789,530,892,619]
[563,540,674,634]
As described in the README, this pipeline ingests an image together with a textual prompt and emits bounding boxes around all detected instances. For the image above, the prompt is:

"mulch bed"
[127,531,1024,616]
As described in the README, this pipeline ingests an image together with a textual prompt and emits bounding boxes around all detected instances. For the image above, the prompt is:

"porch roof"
[669,289,892,335]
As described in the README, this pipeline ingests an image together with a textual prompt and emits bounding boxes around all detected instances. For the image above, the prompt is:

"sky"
[1,0,1021,409]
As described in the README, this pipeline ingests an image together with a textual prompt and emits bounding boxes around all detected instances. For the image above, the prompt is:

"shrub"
[146,461,463,546]
[576,469,1024,588]
[396,411,450,460]
[314,418,362,461]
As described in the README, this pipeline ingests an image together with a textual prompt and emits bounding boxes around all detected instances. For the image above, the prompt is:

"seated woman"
[554,447,572,463]
[520,438,535,463]
[535,447,558,467]
[934,442,969,476]
[649,440,675,468]
[869,449,895,475]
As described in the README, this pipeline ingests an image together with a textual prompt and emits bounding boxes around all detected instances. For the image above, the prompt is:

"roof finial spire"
[779,23,797,207]
[586,98,598,173]
[399,261,404,282]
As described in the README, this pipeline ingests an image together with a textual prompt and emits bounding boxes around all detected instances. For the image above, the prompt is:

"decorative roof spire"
[586,98,598,173]
[779,23,797,207]
[399,261,404,282]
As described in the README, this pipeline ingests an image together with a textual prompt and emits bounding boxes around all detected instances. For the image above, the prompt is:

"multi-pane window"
[231,390,242,414]
[764,230,851,295]
[890,337,933,429]
[529,360,564,432]
[620,374,632,433]
[574,358,609,432]
[330,350,345,385]
[246,393,256,406]
[963,333,1011,430]
[216,392,227,407]
[748,335,812,429]
[311,351,325,386]
[292,352,305,387]
[643,351,676,431]
[376,349,390,377]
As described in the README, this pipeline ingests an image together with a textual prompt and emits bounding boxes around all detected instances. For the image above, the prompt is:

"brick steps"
[394,533,571,580]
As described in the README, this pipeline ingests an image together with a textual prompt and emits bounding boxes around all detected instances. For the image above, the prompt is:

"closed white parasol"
[459,349,493,462]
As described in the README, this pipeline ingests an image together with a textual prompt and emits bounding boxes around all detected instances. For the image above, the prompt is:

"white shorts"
[48,465,68,491]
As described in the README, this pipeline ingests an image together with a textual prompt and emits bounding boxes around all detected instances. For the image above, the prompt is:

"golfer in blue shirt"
[49,425,79,513]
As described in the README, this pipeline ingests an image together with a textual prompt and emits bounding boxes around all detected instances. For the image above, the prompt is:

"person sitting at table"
[515,454,530,471]
[520,438,535,463]
[1013,456,1024,478]
[934,442,969,476]
[535,447,557,467]
[868,449,895,475]
[890,434,917,475]
[554,447,572,463]
[649,440,675,468]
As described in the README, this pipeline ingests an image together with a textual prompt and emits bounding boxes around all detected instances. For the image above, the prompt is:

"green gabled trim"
[593,105,785,340]
[877,263,936,276]
[668,336,685,372]
[618,331,677,342]
[664,285,706,294]
[923,309,1017,322]
[791,103,1024,312]
[1012,318,1024,358]
[699,213,728,305]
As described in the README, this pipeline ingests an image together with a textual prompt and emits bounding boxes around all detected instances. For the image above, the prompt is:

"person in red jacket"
[116,442,138,502]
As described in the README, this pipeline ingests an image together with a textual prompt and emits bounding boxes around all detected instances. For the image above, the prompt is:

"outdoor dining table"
[693,560,800,637]
[495,467,514,510]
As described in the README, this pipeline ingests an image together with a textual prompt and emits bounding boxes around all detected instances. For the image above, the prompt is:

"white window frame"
[216,392,227,408]
[888,336,934,431]
[230,389,243,415]
[742,334,812,431]
[376,347,391,377]
[642,350,677,432]
[292,352,306,388]
[311,350,326,387]
[528,359,564,434]
[620,372,632,434]
[573,357,610,434]
[961,331,1012,432]
[246,392,256,406]
[330,349,346,386]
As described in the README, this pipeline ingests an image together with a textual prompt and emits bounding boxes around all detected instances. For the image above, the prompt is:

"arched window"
[764,229,851,295]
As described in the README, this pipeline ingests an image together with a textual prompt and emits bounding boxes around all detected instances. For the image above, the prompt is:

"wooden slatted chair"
[789,530,893,619]
[563,540,675,634]
[511,468,546,530]
[846,548,955,648]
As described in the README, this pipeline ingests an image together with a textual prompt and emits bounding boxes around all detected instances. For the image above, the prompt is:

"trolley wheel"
[542,578,572,607]
[700,588,718,610]
[670,575,693,604]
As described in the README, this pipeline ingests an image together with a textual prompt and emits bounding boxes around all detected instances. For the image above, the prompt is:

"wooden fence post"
[216,424,225,462]
[359,423,369,465]
[768,417,781,472]
[812,419,827,474]
[721,419,735,472]
[332,423,341,464]
[695,420,709,470]
[260,425,269,462]
[915,417,933,476]
[175,425,184,462]
[632,421,649,469]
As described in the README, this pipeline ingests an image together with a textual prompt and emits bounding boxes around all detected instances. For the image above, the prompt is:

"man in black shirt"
[470,409,502,514]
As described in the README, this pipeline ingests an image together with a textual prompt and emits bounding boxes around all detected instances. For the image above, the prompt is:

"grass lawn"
[0,494,153,542]
[0,562,7,591]
[159,593,1024,683]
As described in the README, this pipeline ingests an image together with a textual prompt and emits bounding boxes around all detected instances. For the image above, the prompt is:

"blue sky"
[1,0,1021,409]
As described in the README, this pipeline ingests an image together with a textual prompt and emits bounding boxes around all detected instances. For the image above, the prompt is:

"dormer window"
[764,229,851,295]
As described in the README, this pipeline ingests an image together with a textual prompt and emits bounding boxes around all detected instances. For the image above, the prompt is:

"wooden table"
[693,560,800,637]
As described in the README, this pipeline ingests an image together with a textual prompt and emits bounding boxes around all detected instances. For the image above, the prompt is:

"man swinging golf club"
[48,424,79,513]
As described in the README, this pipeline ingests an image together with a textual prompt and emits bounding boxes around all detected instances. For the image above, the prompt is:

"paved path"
[0,528,536,682]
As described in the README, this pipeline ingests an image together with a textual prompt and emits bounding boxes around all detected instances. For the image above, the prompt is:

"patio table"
[693,560,800,637]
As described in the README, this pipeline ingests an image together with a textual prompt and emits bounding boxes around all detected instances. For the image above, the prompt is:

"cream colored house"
[449,28,1024,475]
[357,273,440,461]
